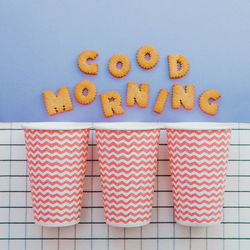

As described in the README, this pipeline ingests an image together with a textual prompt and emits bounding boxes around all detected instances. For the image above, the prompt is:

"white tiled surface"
[0,123,250,250]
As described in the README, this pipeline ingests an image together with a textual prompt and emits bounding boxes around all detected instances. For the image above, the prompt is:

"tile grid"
[0,123,250,250]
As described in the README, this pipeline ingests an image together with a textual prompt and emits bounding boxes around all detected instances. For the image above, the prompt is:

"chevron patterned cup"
[166,123,232,227]
[94,123,161,227]
[22,123,91,227]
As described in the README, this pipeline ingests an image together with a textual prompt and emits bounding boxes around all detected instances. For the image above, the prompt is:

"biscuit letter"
[74,80,97,104]
[153,89,169,114]
[172,84,194,110]
[108,54,131,78]
[100,91,125,117]
[43,86,73,115]
[168,54,189,79]
[78,50,98,75]
[137,45,159,69]
[199,89,221,115]
[126,82,149,108]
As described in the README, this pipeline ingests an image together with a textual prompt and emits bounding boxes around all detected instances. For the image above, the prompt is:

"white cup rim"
[93,122,162,131]
[164,122,232,130]
[21,122,92,131]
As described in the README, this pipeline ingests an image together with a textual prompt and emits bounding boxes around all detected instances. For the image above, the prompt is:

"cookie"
[137,45,159,69]
[153,89,169,114]
[43,86,73,115]
[199,89,221,115]
[172,84,194,110]
[100,91,125,117]
[74,80,97,104]
[108,53,130,78]
[168,54,189,78]
[78,50,98,75]
[126,82,149,108]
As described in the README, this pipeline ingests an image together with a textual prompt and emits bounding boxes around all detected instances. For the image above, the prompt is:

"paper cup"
[165,123,232,227]
[22,123,91,227]
[94,123,161,227]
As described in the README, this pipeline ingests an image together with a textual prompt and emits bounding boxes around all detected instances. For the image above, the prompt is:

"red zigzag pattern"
[166,128,231,225]
[95,129,160,227]
[24,129,89,226]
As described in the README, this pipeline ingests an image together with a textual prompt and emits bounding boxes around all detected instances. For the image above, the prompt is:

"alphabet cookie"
[199,89,221,115]
[137,45,159,69]
[43,86,73,115]
[153,89,169,114]
[168,54,189,78]
[78,50,98,75]
[74,80,97,104]
[100,91,125,117]
[126,82,149,108]
[108,54,130,78]
[172,84,194,109]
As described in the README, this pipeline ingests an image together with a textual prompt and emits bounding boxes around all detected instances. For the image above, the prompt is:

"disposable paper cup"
[22,123,91,227]
[94,123,161,227]
[165,123,232,227]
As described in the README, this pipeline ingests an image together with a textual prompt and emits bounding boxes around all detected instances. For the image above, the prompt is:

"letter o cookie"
[74,80,97,104]
[137,45,159,69]
[78,50,98,75]
[108,54,131,78]
[199,89,221,115]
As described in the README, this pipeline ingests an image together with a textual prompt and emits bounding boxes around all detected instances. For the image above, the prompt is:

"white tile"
[0,224,8,237]
[224,224,239,238]
[158,208,174,222]
[240,146,250,160]
[223,208,239,222]
[42,227,59,238]
[80,207,91,222]
[224,240,239,250]
[0,146,10,160]
[0,193,9,206]
[109,226,125,238]
[0,241,8,250]
[239,162,250,175]
[109,239,125,250]
[92,208,105,222]
[191,227,206,238]
[240,208,250,222]
[93,240,108,250]
[141,239,157,250]
[43,240,59,250]
[26,240,42,250]
[26,224,42,238]
[9,224,25,237]
[10,176,26,191]
[0,123,11,129]
[206,224,223,237]
[125,239,141,250]
[174,224,190,237]
[11,145,26,160]
[225,176,238,191]
[207,239,223,250]
[240,240,250,250]
[59,240,75,250]
[142,223,157,237]
[76,224,91,238]
[190,239,206,250]
[9,240,25,250]
[124,227,141,238]
[240,193,250,206]
[76,239,91,250]
[240,224,250,238]
[158,192,174,206]
[92,223,108,238]
[0,130,11,144]
[59,225,76,238]
[158,176,172,191]
[0,161,10,175]
[11,160,27,175]
[159,239,174,250]
[10,208,26,222]
[224,192,239,206]
[175,239,190,250]
[158,223,173,237]
[0,208,9,222]
[11,129,25,144]
[10,192,26,206]
[0,177,9,191]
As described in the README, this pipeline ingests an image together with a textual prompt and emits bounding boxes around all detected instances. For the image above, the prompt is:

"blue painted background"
[0,0,250,122]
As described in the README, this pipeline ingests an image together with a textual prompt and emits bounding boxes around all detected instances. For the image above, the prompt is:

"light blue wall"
[0,0,250,121]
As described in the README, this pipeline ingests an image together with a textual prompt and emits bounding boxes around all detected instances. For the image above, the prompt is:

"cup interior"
[164,122,232,131]
[21,122,92,130]
[94,122,162,131]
